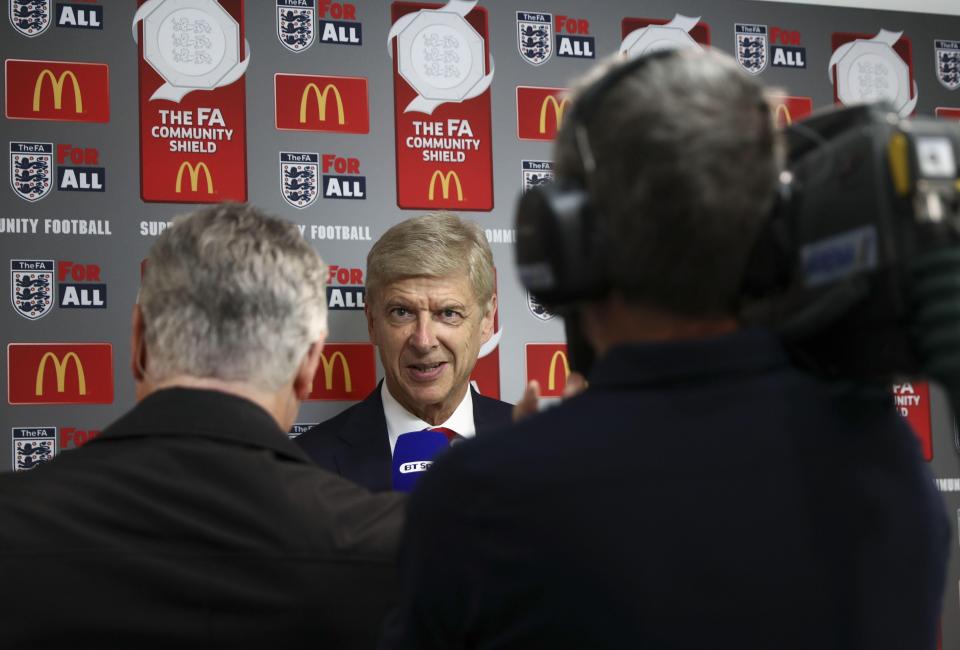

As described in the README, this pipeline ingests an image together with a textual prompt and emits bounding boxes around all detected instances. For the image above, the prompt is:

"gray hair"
[366,212,495,309]
[140,203,327,391]
[554,48,782,317]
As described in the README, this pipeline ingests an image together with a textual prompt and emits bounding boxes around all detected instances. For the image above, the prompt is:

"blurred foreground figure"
[0,204,404,649]
[391,50,949,649]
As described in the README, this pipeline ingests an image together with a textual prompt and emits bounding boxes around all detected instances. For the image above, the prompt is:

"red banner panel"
[936,108,960,120]
[893,382,932,461]
[275,73,369,133]
[136,0,247,203]
[516,86,568,141]
[5,58,109,123]
[769,95,813,128]
[526,343,569,398]
[390,1,494,211]
[8,343,114,405]
[308,343,377,401]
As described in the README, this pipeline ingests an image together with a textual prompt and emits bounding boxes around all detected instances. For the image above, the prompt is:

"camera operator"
[389,49,949,649]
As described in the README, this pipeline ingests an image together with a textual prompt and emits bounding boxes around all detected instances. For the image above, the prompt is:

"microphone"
[392,429,450,492]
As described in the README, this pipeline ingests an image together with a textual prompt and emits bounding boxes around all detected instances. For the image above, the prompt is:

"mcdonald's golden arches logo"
[35,351,86,396]
[5,59,109,123]
[547,349,570,392]
[539,95,569,134]
[175,161,215,194]
[775,103,792,126]
[300,83,345,125]
[525,343,570,397]
[33,69,83,113]
[8,343,114,404]
[307,343,377,401]
[428,170,464,202]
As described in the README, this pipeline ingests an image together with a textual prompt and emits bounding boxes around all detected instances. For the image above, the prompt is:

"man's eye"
[390,307,412,318]
[440,309,463,321]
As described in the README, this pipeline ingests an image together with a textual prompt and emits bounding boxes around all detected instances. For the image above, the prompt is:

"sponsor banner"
[308,343,376,401]
[893,382,932,461]
[317,1,361,45]
[57,143,104,192]
[277,0,315,52]
[322,153,366,199]
[8,343,113,405]
[936,107,960,120]
[516,86,567,141]
[935,39,960,91]
[770,26,806,68]
[522,159,552,192]
[59,426,100,448]
[9,0,51,37]
[555,13,593,59]
[517,11,551,65]
[526,343,568,398]
[620,14,710,57]
[56,2,102,29]
[735,24,767,75]
[134,0,248,203]
[326,264,364,310]
[298,223,372,241]
[390,1,494,211]
[280,151,319,209]
[830,30,917,117]
[274,73,369,133]
[57,260,106,309]
[11,427,56,472]
[11,259,53,320]
[5,59,109,122]
[10,141,53,202]
[769,95,813,128]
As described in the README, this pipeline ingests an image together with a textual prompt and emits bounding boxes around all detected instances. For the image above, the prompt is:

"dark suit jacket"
[392,329,950,649]
[0,388,405,650]
[296,383,513,492]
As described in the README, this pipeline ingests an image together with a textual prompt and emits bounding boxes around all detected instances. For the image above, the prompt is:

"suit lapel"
[334,385,393,492]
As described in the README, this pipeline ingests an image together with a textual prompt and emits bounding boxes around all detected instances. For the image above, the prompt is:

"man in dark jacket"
[0,203,404,649]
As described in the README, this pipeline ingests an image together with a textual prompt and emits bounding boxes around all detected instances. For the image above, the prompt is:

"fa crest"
[936,40,960,91]
[10,142,53,202]
[517,12,552,66]
[9,0,51,37]
[11,259,54,320]
[527,291,554,321]
[735,24,768,75]
[522,160,553,193]
[12,428,57,472]
[279,152,319,209]
[277,0,315,52]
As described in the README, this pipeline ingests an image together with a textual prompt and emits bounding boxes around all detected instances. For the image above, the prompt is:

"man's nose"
[408,313,439,352]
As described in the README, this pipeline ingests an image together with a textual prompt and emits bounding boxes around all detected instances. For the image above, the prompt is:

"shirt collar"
[382,382,476,454]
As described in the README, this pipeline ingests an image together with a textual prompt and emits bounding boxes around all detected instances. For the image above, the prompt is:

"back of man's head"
[554,48,781,318]
[139,203,327,391]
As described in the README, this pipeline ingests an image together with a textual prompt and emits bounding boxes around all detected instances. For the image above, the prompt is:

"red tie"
[430,427,462,444]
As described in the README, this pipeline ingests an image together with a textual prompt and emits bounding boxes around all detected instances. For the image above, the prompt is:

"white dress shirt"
[382,382,476,454]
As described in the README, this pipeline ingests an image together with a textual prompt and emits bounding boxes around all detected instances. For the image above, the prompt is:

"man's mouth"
[407,361,447,381]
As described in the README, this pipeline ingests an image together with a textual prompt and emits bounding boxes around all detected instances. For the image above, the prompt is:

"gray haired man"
[0,203,405,649]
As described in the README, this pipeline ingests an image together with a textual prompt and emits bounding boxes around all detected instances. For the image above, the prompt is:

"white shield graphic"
[735,24,768,75]
[9,0,51,38]
[279,152,319,209]
[11,260,54,320]
[935,40,960,91]
[277,2,315,52]
[621,14,704,58]
[12,428,57,472]
[10,142,53,203]
[829,30,918,118]
[517,12,552,66]
[521,160,553,193]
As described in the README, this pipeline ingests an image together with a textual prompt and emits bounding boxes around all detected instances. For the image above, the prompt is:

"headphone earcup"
[516,180,605,307]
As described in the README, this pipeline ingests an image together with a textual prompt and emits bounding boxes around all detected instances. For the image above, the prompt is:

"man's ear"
[294,338,326,400]
[131,304,148,382]
[479,293,497,345]
[365,301,377,345]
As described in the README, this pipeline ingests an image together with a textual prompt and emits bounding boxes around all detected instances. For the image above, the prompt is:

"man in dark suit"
[390,50,950,648]
[0,204,404,649]
[296,213,512,492]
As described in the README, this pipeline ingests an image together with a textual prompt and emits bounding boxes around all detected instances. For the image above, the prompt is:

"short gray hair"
[140,203,327,391]
[554,48,782,317]
[366,212,495,309]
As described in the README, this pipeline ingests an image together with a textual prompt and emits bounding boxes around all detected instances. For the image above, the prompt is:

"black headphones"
[514,49,682,308]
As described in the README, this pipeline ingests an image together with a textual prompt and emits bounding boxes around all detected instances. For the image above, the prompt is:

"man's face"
[367,272,494,424]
